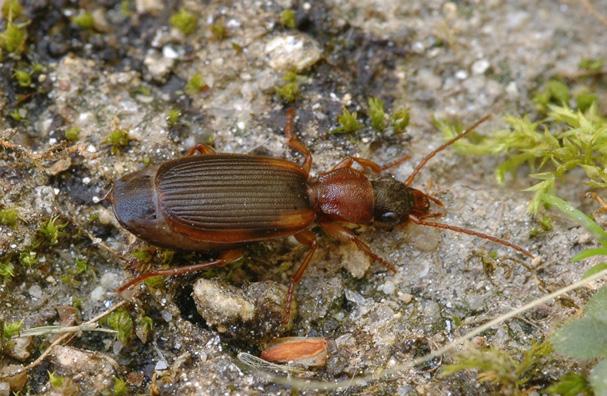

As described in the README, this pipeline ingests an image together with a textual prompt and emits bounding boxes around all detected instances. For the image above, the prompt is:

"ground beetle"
[111,109,532,319]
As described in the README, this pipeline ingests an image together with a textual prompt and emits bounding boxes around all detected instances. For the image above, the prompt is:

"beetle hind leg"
[283,230,318,324]
[116,249,244,295]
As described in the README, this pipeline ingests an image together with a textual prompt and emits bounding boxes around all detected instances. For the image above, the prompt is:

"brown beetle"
[111,109,532,318]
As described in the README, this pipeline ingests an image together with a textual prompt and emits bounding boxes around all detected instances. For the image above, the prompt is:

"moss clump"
[104,128,131,154]
[1,0,23,20]
[332,108,363,134]
[392,108,410,134]
[210,21,228,40]
[3,320,23,339]
[579,57,604,73]
[533,79,569,112]
[72,11,95,29]
[103,309,134,345]
[185,73,207,96]
[0,22,27,55]
[167,108,181,127]
[0,208,19,226]
[0,262,15,281]
[368,97,386,132]
[280,9,296,29]
[575,89,598,112]
[13,69,31,87]
[438,102,607,214]
[275,70,300,103]
[114,378,128,396]
[38,216,67,245]
[64,126,80,142]
[170,9,197,36]
[19,250,37,267]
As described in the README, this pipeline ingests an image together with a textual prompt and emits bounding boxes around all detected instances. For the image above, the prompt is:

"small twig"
[17,300,127,373]
[14,324,117,338]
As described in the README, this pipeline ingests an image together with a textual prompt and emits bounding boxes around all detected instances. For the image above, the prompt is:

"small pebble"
[472,59,490,75]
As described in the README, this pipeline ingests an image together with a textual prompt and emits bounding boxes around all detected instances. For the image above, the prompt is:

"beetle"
[111,108,533,319]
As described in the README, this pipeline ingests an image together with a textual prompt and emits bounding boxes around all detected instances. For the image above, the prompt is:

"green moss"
[0,208,19,226]
[546,373,591,396]
[13,69,31,87]
[441,342,552,393]
[392,108,410,134]
[167,108,181,127]
[170,9,197,36]
[579,57,604,73]
[132,249,153,263]
[9,108,25,122]
[48,372,64,388]
[135,315,153,343]
[1,0,23,20]
[103,309,133,345]
[210,21,228,40]
[332,108,363,134]
[575,89,598,112]
[185,72,207,96]
[114,378,128,396]
[39,215,66,245]
[19,250,37,267]
[104,128,131,154]
[74,258,88,274]
[0,22,27,54]
[368,97,386,132]
[533,79,570,112]
[3,320,23,339]
[64,126,80,142]
[280,9,296,29]
[438,104,607,214]
[0,261,15,280]
[275,70,300,103]
[72,11,95,30]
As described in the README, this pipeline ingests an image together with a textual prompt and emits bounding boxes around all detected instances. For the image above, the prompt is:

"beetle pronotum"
[111,109,532,320]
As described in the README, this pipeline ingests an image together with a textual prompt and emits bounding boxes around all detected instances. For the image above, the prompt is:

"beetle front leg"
[116,249,245,294]
[331,154,412,174]
[283,230,318,323]
[186,144,216,156]
[320,222,397,273]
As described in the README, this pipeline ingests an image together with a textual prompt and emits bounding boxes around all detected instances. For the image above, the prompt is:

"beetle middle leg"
[331,154,412,174]
[284,108,313,177]
[186,144,216,156]
[116,249,245,294]
[283,230,318,323]
[320,222,397,273]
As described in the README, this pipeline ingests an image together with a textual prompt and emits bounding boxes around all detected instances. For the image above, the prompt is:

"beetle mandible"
[111,109,533,319]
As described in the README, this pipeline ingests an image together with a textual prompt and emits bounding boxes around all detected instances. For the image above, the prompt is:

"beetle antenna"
[408,215,534,258]
[405,114,492,186]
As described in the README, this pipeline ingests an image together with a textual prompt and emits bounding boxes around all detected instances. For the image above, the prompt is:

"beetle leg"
[283,230,318,323]
[331,155,412,174]
[331,157,382,173]
[320,222,397,273]
[284,108,313,178]
[116,249,245,294]
[186,144,216,157]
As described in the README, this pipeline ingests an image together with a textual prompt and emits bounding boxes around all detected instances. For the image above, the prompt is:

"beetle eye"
[380,211,399,224]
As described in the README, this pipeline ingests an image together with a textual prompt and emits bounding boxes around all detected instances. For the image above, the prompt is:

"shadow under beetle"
[111,109,533,320]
